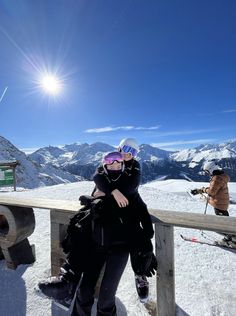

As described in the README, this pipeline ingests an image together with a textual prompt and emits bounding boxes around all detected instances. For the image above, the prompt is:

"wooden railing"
[149,209,236,316]
[0,196,235,316]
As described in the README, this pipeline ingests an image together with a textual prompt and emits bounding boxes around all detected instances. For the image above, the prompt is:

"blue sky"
[0,0,236,153]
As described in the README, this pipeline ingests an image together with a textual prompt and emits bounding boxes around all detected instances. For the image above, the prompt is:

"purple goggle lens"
[103,152,123,165]
[120,145,138,157]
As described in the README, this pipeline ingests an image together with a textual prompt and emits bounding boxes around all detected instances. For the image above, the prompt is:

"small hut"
[0,160,19,191]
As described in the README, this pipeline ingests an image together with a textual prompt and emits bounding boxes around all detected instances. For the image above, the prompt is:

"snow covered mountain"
[29,142,115,180]
[29,142,115,166]
[1,135,236,189]
[168,141,236,182]
[138,144,172,161]
[0,136,82,189]
[171,141,236,162]
[28,140,236,182]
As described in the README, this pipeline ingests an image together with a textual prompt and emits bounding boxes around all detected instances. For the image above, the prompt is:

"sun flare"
[40,75,61,95]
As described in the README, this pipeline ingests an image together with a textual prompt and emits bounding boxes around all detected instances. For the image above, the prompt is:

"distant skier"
[191,161,235,246]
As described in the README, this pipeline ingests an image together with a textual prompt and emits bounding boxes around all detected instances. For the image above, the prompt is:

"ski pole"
[203,198,209,215]
[201,197,209,238]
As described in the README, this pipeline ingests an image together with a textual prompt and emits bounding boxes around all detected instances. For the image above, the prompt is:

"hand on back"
[93,189,106,198]
[111,189,129,208]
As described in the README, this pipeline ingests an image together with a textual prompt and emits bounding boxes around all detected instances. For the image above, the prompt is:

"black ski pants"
[214,208,229,216]
[71,246,129,316]
[214,208,236,240]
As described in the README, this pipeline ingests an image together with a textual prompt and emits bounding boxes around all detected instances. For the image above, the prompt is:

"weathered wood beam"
[155,223,175,316]
[0,197,235,234]
[149,209,236,234]
[0,196,82,212]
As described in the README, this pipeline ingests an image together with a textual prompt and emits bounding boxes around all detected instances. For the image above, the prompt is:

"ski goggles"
[103,152,124,165]
[201,167,210,175]
[119,145,138,157]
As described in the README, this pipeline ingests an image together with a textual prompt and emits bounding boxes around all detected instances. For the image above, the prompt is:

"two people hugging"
[38,138,157,316]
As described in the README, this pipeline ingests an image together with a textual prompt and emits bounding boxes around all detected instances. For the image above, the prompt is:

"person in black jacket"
[72,151,156,315]
[93,138,154,303]
[37,150,156,313]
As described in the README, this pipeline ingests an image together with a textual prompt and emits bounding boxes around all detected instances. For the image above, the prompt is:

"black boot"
[38,262,81,309]
[135,274,149,303]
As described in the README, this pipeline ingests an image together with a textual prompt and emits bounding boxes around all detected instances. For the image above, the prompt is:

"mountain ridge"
[1,135,236,188]
[0,136,83,189]
[27,139,236,183]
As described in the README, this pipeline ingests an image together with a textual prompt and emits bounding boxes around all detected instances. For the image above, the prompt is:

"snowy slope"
[171,141,236,162]
[0,180,236,316]
[0,136,82,188]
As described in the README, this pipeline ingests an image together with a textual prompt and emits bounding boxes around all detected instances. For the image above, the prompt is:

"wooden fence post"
[50,209,72,275]
[13,166,17,191]
[155,223,175,316]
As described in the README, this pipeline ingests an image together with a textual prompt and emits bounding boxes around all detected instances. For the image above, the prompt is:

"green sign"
[0,167,14,186]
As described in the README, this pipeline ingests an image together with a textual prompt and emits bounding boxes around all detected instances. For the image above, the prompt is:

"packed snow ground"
[0,179,236,316]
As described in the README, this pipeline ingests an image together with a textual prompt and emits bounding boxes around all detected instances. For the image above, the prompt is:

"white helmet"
[203,161,221,175]
[118,138,139,157]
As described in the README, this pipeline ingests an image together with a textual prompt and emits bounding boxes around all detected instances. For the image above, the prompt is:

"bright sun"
[40,75,61,95]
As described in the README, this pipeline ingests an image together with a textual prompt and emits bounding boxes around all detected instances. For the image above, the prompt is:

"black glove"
[79,195,96,207]
[190,187,206,195]
[130,250,158,277]
[191,189,202,195]
[145,253,158,277]
[79,195,104,219]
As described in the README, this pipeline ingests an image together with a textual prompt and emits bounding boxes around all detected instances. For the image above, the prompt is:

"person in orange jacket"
[191,161,235,245]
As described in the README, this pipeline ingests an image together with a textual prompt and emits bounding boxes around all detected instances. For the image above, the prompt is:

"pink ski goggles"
[103,152,124,165]
[119,145,138,157]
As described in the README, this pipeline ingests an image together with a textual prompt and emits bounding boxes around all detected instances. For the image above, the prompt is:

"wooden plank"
[51,251,66,265]
[149,209,236,234]
[50,210,69,275]
[0,196,235,234]
[13,167,16,191]
[0,196,82,212]
[155,223,175,316]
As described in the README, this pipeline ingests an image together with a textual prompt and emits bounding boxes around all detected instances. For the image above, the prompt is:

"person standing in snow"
[38,150,157,314]
[71,151,156,315]
[93,138,154,304]
[191,161,235,245]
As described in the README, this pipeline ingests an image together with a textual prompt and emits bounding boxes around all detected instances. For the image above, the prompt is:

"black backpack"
[61,195,104,254]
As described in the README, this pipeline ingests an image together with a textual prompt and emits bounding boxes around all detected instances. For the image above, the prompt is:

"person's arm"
[93,189,106,198]
[111,189,129,208]
[135,197,154,239]
[125,159,141,188]
[117,160,141,196]
[93,171,129,207]
[93,171,113,195]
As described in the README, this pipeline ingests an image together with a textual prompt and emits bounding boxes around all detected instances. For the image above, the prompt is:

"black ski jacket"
[93,159,140,197]
[93,159,154,242]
